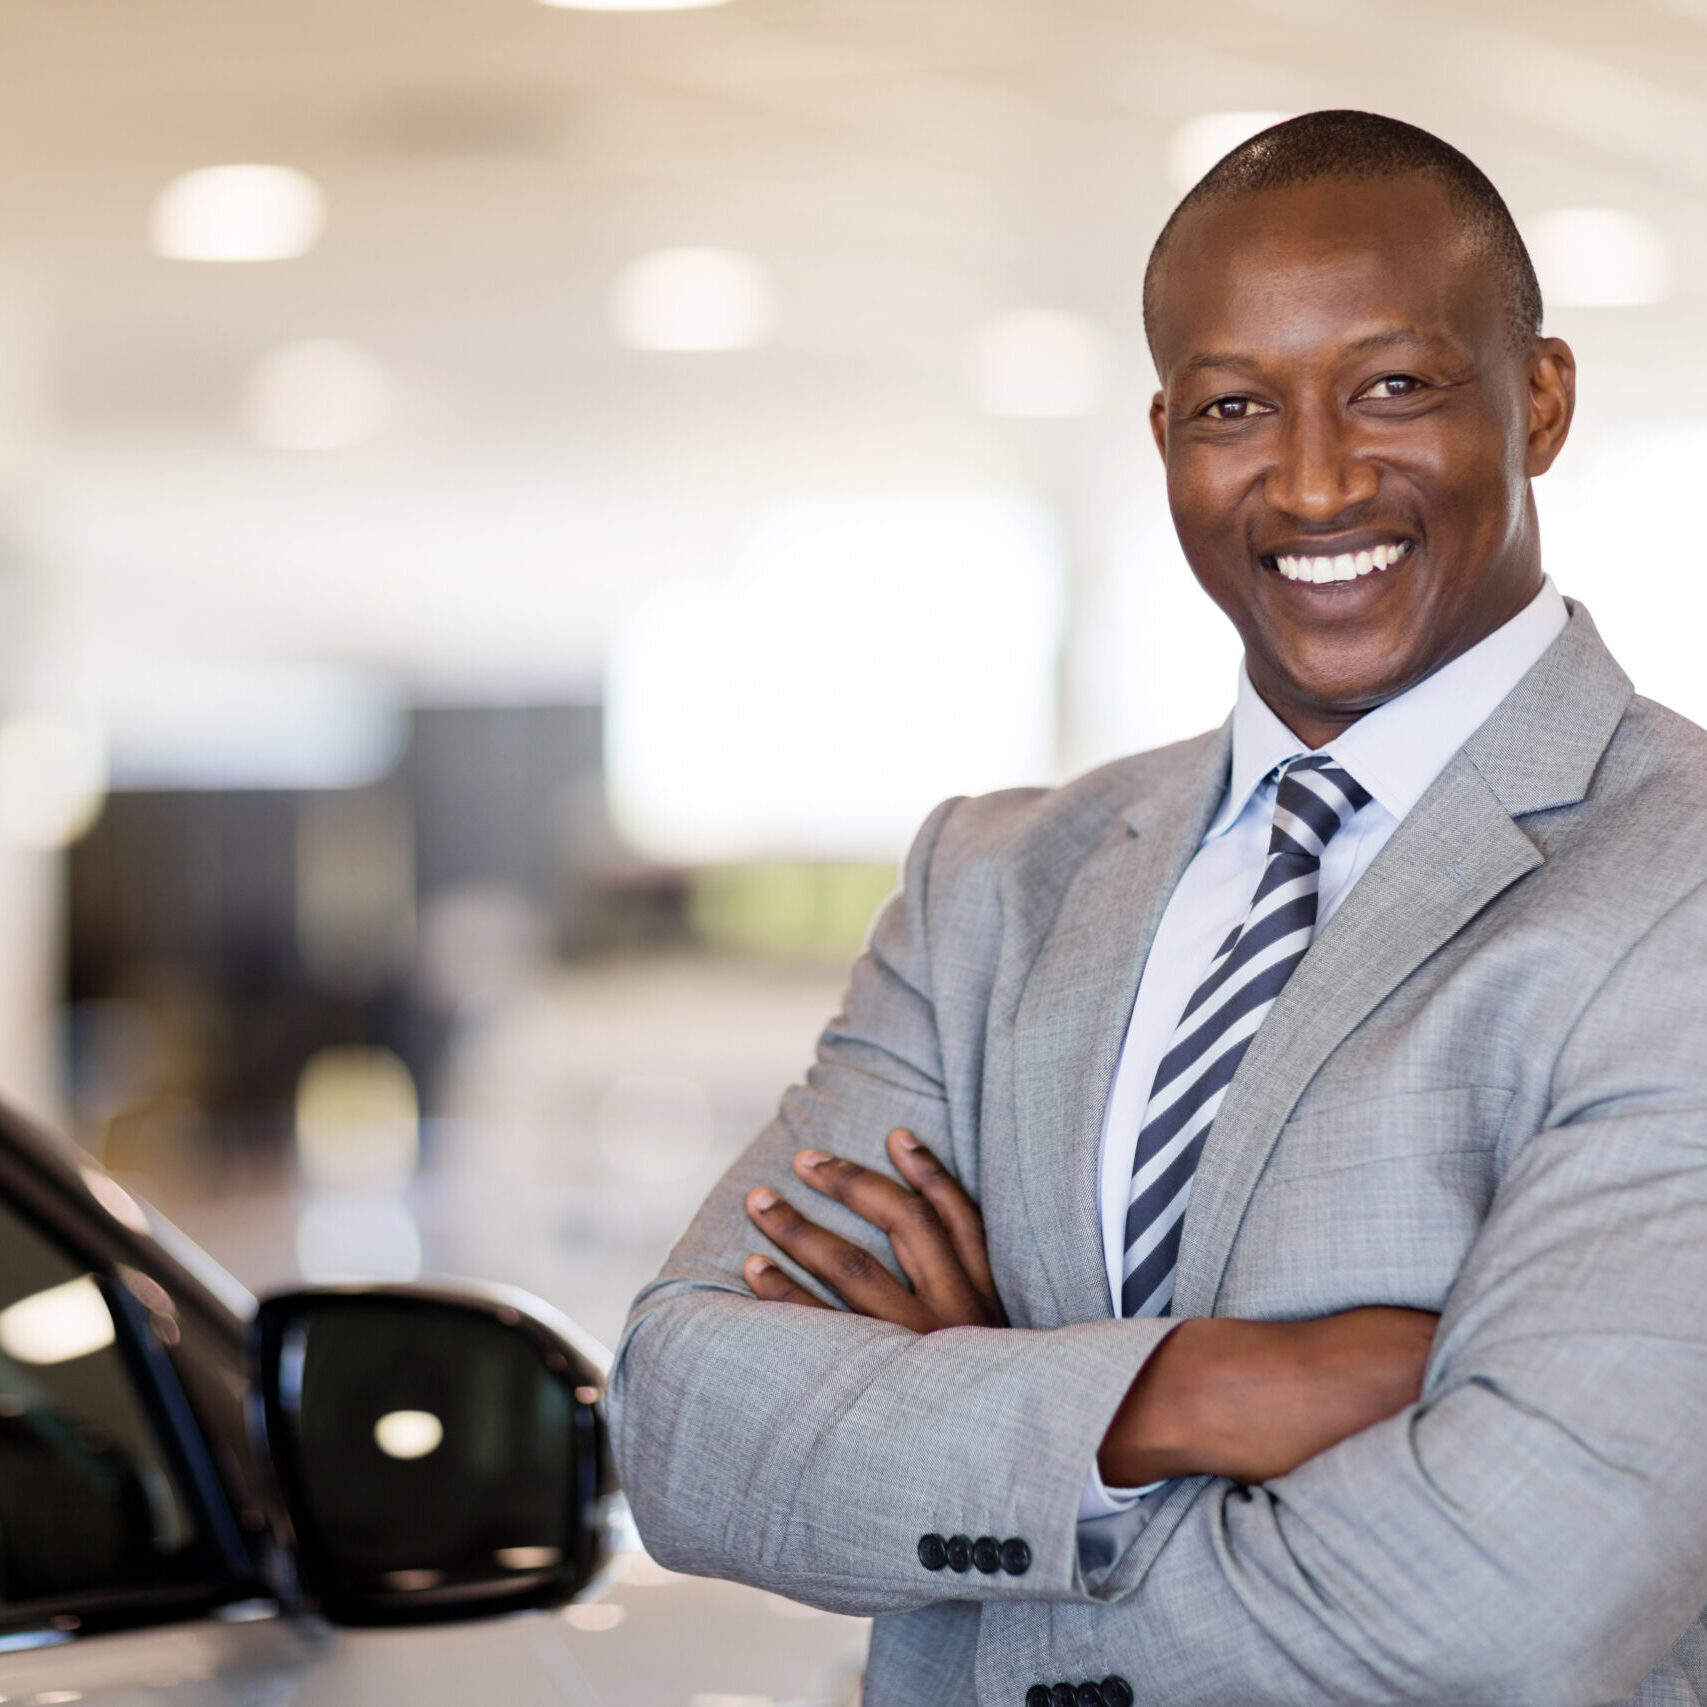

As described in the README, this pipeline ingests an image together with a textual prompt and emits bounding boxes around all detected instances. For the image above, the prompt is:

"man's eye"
[1360,374,1422,400]
[1202,396,1264,420]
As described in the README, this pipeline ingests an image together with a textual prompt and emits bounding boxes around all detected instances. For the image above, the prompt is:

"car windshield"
[0,1199,205,1609]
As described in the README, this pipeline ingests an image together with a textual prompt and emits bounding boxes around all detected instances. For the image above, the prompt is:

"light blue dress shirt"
[1076,577,1569,1568]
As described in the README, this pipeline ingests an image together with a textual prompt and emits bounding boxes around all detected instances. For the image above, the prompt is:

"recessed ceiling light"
[539,0,732,9]
[150,165,325,263]
[1525,208,1672,308]
[964,310,1113,418]
[610,247,773,351]
[1164,111,1293,194]
[241,340,392,450]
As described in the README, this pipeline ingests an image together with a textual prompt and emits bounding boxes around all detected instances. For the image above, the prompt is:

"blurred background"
[0,0,1701,1352]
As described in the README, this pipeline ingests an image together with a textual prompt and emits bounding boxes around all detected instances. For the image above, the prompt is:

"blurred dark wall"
[63,702,670,1186]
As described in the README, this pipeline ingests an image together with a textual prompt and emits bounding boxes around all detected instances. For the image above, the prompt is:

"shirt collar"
[1206,576,1570,838]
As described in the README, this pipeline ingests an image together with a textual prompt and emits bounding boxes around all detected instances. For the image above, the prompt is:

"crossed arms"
[609,797,1707,1705]
[743,1130,1436,1491]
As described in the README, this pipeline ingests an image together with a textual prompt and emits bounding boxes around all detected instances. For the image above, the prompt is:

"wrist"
[1097,1318,1230,1485]
[1097,1307,1437,1488]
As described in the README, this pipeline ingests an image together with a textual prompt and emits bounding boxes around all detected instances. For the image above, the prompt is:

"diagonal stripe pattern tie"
[1119,753,1370,1319]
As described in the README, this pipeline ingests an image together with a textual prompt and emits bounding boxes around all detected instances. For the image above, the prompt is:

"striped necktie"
[1120,754,1370,1319]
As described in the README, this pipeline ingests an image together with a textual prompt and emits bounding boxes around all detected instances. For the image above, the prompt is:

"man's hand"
[1099,1307,1440,1486]
[742,1128,1007,1332]
[741,1128,1436,1487]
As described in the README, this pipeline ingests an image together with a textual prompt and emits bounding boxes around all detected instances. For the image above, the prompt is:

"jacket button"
[1075,1686,1106,1707]
[1100,1678,1134,1707]
[945,1534,973,1572]
[1050,1686,1076,1707]
[1026,1690,1052,1707]
[916,1533,948,1571]
[1000,1537,1032,1575]
[972,1535,1002,1574]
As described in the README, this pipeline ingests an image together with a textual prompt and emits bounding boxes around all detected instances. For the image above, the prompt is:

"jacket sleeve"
[977,877,1707,1705]
[606,796,1174,1615]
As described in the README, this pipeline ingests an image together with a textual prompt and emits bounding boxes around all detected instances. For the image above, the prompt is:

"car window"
[0,1197,208,1609]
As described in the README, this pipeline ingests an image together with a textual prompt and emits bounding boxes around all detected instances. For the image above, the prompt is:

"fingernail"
[746,1255,773,1274]
[749,1188,777,1211]
[891,1129,920,1151]
[797,1149,831,1168]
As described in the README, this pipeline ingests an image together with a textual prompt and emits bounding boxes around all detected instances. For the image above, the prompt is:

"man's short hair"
[1143,109,1543,353]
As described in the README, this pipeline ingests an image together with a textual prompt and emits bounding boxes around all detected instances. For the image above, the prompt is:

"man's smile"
[1260,536,1415,586]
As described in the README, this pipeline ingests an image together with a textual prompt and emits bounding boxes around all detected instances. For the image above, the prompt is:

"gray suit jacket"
[609,605,1707,1706]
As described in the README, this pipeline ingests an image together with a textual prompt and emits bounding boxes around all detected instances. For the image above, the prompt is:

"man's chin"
[1249,647,1426,737]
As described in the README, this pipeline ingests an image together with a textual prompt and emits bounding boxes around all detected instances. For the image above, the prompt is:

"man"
[608,111,1707,1705]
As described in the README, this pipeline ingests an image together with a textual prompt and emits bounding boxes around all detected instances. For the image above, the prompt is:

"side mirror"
[254,1282,610,1626]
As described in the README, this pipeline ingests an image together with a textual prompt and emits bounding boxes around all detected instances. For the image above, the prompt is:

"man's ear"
[1526,337,1575,477]
[1149,390,1167,460]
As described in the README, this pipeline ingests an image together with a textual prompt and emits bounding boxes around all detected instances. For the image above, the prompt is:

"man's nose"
[1263,407,1378,521]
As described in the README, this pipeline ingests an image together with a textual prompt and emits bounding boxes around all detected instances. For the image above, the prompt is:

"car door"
[0,1139,608,1706]
[0,1121,869,1706]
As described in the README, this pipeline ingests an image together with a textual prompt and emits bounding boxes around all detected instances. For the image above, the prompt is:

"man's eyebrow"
[1342,327,1433,356]
[1175,327,1442,382]
[1177,351,1261,379]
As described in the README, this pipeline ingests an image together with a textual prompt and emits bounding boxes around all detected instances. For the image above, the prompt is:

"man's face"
[1147,173,1575,746]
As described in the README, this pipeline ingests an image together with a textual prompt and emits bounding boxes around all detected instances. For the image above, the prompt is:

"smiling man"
[610,112,1707,1705]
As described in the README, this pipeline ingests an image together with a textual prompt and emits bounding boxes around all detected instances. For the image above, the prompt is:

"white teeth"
[1273,540,1410,583]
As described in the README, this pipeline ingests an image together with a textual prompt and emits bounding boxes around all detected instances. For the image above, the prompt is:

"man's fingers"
[742,1255,828,1309]
[887,1129,1004,1314]
[744,1186,929,1330]
[789,1149,983,1313]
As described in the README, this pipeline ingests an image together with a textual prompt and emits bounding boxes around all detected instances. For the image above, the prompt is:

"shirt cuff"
[1077,1459,1162,1522]
[1076,1461,1167,1580]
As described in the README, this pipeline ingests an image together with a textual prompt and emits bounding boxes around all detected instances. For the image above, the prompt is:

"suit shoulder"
[1602,695,1707,823]
[925,727,1224,878]
[1537,696,1707,911]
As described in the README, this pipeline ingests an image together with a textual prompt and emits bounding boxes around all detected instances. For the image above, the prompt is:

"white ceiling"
[2,0,1705,703]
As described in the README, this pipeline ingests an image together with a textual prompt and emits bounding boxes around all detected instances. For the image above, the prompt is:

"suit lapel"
[1171,758,1540,1315]
[1172,603,1634,1317]
[1011,729,1230,1326]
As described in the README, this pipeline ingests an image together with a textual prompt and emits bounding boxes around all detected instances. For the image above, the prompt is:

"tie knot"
[1268,755,1370,860]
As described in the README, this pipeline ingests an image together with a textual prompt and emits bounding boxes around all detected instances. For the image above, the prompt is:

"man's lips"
[1258,537,1414,586]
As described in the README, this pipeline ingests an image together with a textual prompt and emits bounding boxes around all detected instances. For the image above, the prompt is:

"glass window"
[0,1199,207,1608]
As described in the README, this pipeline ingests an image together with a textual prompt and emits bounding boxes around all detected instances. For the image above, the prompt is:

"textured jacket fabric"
[609,605,1707,1706]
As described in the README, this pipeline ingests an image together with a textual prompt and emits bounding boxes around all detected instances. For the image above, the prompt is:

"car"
[0,1103,868,1705]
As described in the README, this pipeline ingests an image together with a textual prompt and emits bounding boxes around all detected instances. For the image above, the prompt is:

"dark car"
[0,1105,866,1705]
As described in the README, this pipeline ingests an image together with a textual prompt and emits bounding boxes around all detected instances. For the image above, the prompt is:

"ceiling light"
[1165,111,1293,194]
[1525,207,1672,307]
[241,339,392,450]
[964,310,1112,418]
[610,247,773,351]
[150,165,325,263]
[539,0,732,9]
